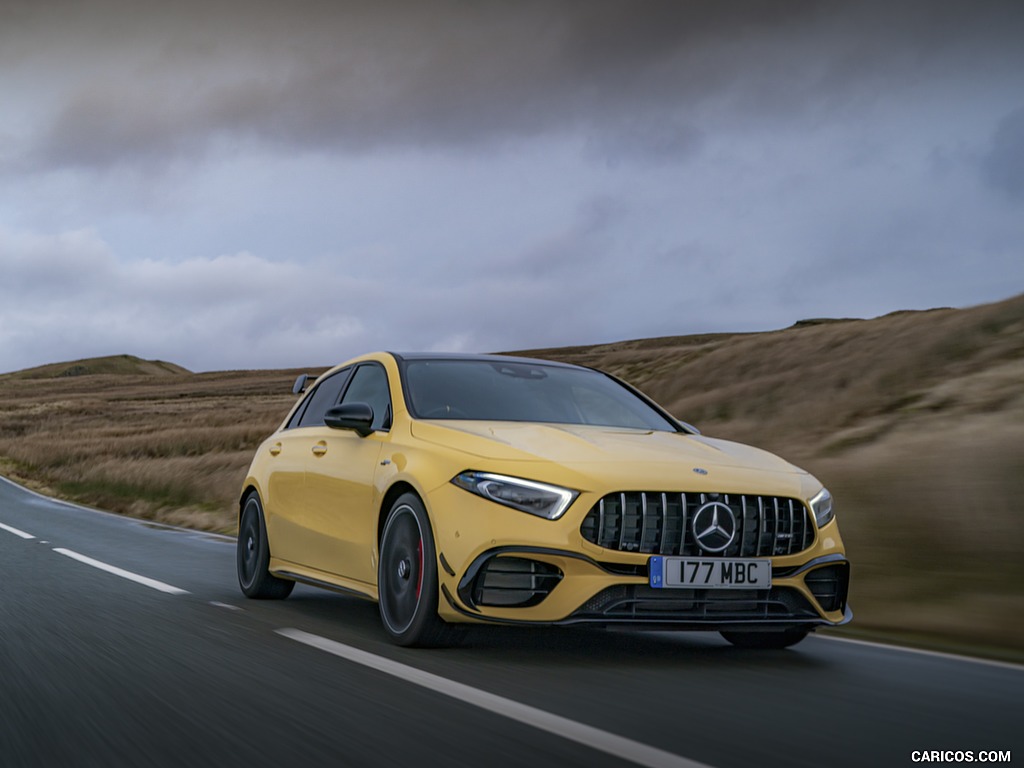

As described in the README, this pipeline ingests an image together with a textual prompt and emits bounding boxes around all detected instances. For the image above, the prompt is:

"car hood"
[410,421,807,491]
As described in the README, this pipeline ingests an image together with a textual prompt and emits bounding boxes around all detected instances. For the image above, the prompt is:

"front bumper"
[441,547,850,631]
[428,484,851,631]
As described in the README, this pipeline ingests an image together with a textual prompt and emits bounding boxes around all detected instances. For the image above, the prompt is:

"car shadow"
[279,588,834,672]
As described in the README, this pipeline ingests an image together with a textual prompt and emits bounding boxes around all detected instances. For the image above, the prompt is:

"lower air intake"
[469,557,563,608]
[570,584,822,624]
[804,563,850,613]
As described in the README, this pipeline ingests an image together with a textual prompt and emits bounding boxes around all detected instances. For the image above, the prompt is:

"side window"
[294,369,352,428]
[339,364,392,431]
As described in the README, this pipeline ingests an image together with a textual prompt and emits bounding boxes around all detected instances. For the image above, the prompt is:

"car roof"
[388,352,585,370]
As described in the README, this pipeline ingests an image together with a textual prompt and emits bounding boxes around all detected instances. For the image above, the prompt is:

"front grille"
[570,584,820,624]
[468,557,563,608]
[804,563,850,613]
[580,492,814,557]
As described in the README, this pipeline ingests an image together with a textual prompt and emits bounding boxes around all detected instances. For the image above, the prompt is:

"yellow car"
[238,352,851,647]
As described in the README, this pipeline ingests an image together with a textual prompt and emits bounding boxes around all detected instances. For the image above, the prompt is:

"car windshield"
[402,359,679,431]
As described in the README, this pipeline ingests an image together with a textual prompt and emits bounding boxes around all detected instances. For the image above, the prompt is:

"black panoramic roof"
[388,351,583,370]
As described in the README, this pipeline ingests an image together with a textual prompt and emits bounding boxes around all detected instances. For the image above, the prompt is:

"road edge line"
[0,473,235,543]
[815,633,1024,672]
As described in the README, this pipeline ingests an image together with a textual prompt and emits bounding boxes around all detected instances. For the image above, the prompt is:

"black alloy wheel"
[378,493,458,647]
[237,493,294,599]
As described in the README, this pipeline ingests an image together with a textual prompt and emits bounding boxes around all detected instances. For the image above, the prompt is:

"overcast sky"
[1,0,1022,373]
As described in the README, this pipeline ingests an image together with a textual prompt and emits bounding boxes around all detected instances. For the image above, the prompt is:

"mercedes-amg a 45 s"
[237,352,851,647]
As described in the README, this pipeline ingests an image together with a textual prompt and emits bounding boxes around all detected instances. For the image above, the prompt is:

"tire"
[378,493,457,647]
[720,628,810,649]
[237,493,294,600]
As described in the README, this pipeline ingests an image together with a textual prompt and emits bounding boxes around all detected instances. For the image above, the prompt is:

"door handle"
[268,442,282,456]
[311,442,328,457]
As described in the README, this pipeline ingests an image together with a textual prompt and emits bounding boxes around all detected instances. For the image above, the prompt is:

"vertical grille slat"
[617,493,628,551]
[772,498,781,555]
[582,491,814,558]
[787,499,796,555]
[757,497,765,556]
[679,493,688,556]
[639,493,650,553]
[663,495,671,557]
[745,495,753,557]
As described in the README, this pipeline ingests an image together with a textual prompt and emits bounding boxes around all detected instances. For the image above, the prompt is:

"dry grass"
[1,293,1022,658]
[0,368,324,532]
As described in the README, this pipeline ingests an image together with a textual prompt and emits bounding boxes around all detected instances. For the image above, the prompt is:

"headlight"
[451,471,579,520]
[809,487,834,528]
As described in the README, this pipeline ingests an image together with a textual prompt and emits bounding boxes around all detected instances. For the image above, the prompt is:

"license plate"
[649,556,771,589]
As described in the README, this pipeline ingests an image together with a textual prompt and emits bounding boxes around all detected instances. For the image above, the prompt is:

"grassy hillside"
[1,354,190,379]
[0,366,318,531]
[1,294,1021,659]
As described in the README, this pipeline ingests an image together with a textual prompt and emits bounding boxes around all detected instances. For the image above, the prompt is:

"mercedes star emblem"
[692,501,737,553]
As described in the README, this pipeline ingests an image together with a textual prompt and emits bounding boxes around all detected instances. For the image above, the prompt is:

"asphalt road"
[1,475,1019,768]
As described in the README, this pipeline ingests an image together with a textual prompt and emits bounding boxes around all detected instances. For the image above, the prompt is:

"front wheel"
[720,628,810,649]
[378,493,457,647]
[237,493,294,599]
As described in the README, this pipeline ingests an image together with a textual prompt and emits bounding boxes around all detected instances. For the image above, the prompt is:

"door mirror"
[324,403,374,436]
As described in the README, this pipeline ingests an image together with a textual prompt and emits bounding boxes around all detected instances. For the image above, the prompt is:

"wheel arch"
[378,481,422,546]
[239,483,260,525]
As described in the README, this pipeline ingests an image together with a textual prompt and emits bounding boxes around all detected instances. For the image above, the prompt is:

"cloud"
[585,118,705,168]
[981,106,1024,200]
[0,216,634,372]
[0,229,367,371]
[8,0,1022,173]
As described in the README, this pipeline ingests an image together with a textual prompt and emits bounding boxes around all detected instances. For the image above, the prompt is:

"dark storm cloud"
[12,0,1023,172]
[21,0,799,166]
[982,106,1024,201]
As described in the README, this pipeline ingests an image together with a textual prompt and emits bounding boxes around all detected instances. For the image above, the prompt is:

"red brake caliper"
[415,538,424,601]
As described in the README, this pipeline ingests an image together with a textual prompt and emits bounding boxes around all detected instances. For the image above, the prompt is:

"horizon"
[4,291,1015,377]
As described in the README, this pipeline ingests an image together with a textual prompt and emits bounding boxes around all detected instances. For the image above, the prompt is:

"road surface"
[0,476,1018,767]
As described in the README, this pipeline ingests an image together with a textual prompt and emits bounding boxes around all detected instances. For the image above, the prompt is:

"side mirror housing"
[324,403,374,437]
[292,374,310,395]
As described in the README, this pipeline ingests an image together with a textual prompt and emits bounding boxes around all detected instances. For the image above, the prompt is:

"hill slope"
[1,354,191,379]
[516,295,1024,453]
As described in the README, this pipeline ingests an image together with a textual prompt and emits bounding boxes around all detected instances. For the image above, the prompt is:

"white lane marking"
[816,634,1024,672]
[0,521,35,539]
[53,548,189,595]
[277,628,712,768]
[209,601,242,611]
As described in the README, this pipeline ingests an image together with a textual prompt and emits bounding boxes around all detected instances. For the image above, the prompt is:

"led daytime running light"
[452,471,578,520]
